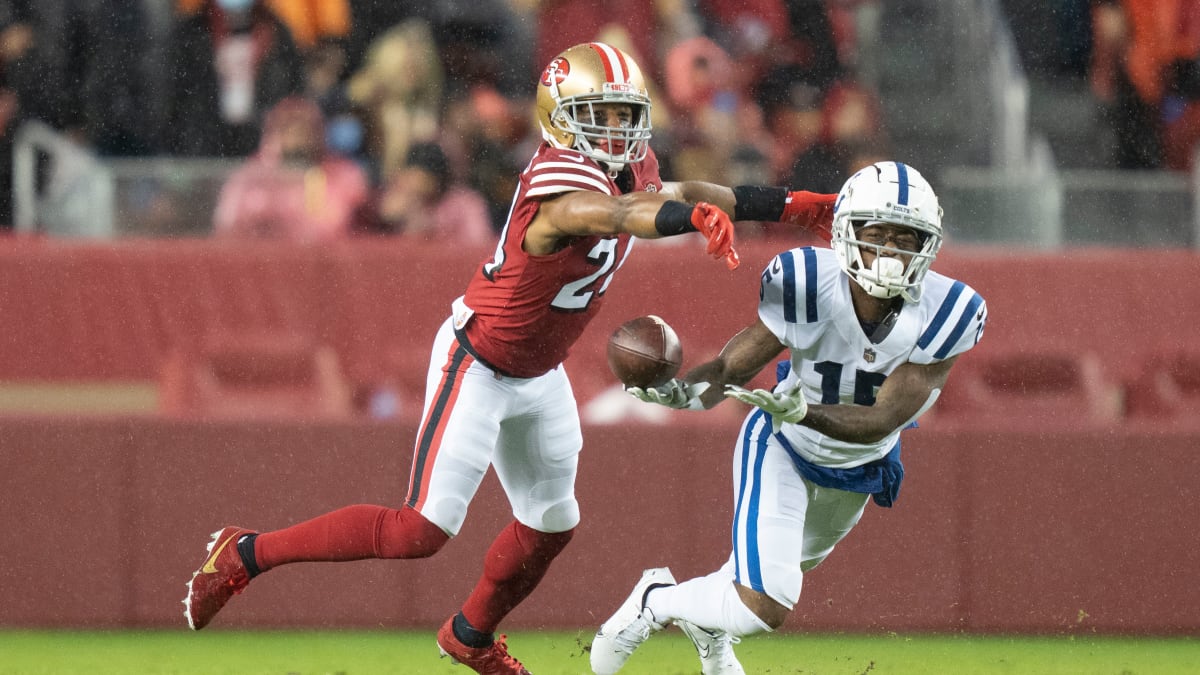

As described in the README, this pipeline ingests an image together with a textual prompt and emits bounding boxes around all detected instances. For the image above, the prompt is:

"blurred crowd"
[1089,0,1200,171]
[0,0,1195,241]
[1007,0,1200,171]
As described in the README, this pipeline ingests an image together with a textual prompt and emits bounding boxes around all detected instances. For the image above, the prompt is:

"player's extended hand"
[627,379,710,410]
[781,191,836,243]
[724,384,808,433]
[690,202,740,270]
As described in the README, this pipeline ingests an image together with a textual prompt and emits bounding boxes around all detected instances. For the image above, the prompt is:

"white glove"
[724,384,808,433]
[627,379,710,410]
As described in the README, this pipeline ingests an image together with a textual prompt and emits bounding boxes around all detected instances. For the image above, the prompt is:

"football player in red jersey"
[184,42,834,674]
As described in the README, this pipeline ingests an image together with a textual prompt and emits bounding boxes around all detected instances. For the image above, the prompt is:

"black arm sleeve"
[654,200,698,236]
[732,185,788,222]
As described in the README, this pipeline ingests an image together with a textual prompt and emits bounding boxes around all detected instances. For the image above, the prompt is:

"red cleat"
[436,615,532,674]
[183,526,256,630]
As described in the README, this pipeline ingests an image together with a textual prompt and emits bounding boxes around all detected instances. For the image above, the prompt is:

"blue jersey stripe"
[895,162,910,205]
[917,280,965,349]
[732,410,755,584]
[803,248,818,323]
[780,251,797,323]
[745,411,769,592]
[933,292,984,359]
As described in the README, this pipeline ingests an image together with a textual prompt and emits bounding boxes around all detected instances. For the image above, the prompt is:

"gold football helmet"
[535,42,652,170]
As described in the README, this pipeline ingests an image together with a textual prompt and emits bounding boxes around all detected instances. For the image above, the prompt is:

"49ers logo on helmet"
[541,57,570,87]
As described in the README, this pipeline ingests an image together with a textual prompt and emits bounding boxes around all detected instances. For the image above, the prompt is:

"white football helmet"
[535,42,652,171]
[832,161,943,302]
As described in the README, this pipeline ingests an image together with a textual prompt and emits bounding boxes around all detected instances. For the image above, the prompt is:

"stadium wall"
[0,238,1197,634]
[0,237,1195,410]
[0,418,1196,635]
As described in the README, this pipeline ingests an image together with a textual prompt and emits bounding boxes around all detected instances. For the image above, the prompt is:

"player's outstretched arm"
[662,181,835,241]
[528,190,739,268]
[800,357,958,444]
[627,320,784,410]
[683,320,787,410]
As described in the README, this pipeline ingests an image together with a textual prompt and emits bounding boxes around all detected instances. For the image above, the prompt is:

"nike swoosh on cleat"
[684,623,717,658]
[200,533,236,574]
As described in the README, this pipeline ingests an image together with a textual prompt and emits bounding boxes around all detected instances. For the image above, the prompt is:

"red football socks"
[459,521,574,634]
[253,504,449,570]
[247,508,571,635]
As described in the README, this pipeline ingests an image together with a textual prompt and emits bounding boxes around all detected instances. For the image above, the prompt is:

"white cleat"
[678,619,746,675]
[590,567,676,674]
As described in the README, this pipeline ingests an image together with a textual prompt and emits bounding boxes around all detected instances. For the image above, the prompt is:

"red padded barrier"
[321,241,484,417]
[0,239,1197,427]
[929,348,1123,429]
[1124,347,1200,426]
[0,239,329,380]
[159,332,354,420]
[1,417,1198,634]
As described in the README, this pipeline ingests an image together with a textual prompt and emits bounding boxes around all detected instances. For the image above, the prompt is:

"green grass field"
[1,629,1196,675]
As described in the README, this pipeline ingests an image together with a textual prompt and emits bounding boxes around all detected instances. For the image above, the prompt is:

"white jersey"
[759,247,986,468]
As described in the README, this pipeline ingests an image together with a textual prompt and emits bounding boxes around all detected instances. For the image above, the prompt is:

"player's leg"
[651,473,868,674]
[649,408,869,629]
[591,409,771,674]
[797,479,870,574]
[641,410,789,675]
[188,511,451,630]
[254,319,504,567]
[442,368,581,651]
[184,320,495,630]
[603,409,867,674]
[667,478,869,638]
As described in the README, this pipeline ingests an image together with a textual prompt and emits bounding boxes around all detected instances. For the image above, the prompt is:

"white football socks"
[644,568,772,637]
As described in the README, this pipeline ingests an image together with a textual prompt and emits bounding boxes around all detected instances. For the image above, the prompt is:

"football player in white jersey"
[591,161,988,675]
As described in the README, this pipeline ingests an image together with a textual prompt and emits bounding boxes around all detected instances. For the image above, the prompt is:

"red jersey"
[458,143,664,378]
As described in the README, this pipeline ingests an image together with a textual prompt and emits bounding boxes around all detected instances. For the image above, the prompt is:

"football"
[606,315,683,388]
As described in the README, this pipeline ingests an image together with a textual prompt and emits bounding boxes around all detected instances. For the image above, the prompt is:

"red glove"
[781,191,836,243]
[691,202,740,270]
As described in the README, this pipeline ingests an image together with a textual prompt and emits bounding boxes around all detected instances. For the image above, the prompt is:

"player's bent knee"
[759,559,804,610]
[759,604,790,630]
[736,585,790,630]
[521,497,580,534]
[376,506,451,559]
[417,496,471,538]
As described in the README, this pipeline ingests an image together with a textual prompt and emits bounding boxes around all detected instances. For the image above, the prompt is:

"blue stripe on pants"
[733,409,770,593]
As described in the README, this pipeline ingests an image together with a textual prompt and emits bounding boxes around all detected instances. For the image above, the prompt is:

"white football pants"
[405,318,583,536]
[729,408,871,609]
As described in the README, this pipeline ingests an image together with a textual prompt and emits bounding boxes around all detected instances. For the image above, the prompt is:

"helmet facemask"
[549,94,652,171]
[831,162,944,303]
[837,221,940,302]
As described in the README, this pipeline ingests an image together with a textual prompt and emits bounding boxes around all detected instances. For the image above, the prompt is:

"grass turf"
[0,629,1196,674]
